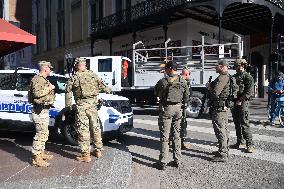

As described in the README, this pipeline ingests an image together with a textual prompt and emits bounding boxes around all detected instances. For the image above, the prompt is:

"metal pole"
[269,16,274,81]
[218,0,222,44]
[91,38,94,56]
[201,36,205,84]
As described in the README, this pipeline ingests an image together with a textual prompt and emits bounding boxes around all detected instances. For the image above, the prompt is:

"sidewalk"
[0,148,132,189]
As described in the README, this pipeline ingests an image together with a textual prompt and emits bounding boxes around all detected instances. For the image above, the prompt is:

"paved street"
[0,98,284,189]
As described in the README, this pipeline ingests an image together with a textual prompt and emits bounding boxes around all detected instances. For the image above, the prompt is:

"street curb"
[1,149,132,189]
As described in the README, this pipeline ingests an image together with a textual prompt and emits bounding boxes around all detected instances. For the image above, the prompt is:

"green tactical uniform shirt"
[65,70,111,107]
[209,72,230,101]
[234,71,254,100]
[29,74,55,105]
[154,74,189,104]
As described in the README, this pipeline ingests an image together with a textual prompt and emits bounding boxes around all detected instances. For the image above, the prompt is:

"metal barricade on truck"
[83,35,243,118]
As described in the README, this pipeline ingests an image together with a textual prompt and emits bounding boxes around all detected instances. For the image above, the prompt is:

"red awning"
[0,19,36,57]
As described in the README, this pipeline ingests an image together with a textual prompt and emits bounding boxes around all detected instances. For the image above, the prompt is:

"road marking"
[69,167,76,174]
[127,130,284,165]
[134,119,284,144]
[5,164,30,182]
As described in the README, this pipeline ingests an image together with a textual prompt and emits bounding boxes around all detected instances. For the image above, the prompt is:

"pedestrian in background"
[65,58,111,163]
[268,71,284,125]
[180,66,192,149]
[230,58,255,153]
[29,61,55,167]
[208,60,230,162]
[154,61,189,170]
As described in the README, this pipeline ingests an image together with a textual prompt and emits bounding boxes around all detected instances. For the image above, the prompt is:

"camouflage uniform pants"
[32,107,49,155]
[231,100,253,146]
[75,103,102,154]
[211,108,229,157]
[158,104,182,164]
[180,108,187,142]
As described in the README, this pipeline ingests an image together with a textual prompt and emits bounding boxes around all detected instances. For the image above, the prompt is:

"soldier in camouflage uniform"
[65,58,111,163]
[208,60,230,162]
[180,67,192,149]
[29,61,55,167]
[230,58,255,153]
[154,61,189,170]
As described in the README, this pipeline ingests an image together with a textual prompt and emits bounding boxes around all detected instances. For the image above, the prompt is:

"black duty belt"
[33,104,52,109]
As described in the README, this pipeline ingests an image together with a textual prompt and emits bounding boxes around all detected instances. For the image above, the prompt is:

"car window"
[16,74,35,91]
[0,73,17,90]
[47,76,68,94]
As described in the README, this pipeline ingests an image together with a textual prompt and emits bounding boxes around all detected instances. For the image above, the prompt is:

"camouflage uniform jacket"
[65,70,111,107]
[234,71,254,100]
[154,74,189,104]
[29,74,55,105]
[209,72,230,102]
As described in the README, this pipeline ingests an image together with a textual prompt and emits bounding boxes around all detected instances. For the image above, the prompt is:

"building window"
[45,0,51,18]
[90,0,103,32]
[57,20,65,47]
[58,0,64,10]
[45,23,51,50]
[71,0,82,42]
[57,0,65,47]
[116,0,123,12]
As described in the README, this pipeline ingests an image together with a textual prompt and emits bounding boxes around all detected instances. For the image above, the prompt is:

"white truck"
[0,69,133,145]
[83,36,242,118]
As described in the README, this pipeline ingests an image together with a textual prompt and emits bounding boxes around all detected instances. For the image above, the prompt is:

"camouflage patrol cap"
[74,57,86,66]
[165,61,178,70]
[235,58,247,66]
[217,59,229,67]
[38,61,53,69]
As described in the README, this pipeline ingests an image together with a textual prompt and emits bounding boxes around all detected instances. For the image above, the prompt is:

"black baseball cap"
[165,61,178,70]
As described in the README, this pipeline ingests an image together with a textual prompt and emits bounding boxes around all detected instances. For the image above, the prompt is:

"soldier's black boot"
[229,142,246,149]
[153,162,166,170]
[169,161,181,168]
[211,154,228,162]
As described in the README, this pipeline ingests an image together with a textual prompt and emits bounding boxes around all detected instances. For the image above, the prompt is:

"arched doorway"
[250,51,264,97]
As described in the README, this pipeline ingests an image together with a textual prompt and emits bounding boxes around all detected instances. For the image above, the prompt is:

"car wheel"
[186,92,205,118]
[63,121,78,146]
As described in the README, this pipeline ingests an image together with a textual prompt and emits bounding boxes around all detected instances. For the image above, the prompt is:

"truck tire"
[186,92,205,118]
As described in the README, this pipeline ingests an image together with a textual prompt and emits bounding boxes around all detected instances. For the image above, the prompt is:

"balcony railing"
[268,0,284,9]
[92,0,284,35]
[92,0,191,34]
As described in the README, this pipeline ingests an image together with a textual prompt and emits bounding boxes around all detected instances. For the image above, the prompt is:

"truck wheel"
[186,92,205,118]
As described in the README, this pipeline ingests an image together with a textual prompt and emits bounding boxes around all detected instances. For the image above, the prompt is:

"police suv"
[0,68,133,145]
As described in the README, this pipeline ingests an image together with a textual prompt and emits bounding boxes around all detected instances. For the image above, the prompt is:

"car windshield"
[47,76,68,94]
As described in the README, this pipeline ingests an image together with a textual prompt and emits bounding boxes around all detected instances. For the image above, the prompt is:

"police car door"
[14,72,35,122]
[0,71,18,121]
[85,56,122,92]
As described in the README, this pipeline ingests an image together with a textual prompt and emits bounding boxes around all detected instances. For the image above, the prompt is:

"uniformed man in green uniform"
[29,61,55,167]
[65,58,111,163]
[208,60,230,162]
[230,58,255,153]
[154,61,189,170]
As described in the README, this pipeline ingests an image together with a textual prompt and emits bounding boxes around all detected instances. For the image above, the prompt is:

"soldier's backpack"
[165,75,185,103]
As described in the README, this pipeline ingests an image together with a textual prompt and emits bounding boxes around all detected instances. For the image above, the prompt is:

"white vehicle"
[0,68,133,145]
[81,36,241,118]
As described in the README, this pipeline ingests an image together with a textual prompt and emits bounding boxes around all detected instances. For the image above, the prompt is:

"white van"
[0,68,133,145]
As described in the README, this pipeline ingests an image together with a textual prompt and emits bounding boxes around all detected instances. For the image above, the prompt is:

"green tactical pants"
[158,104,182,164]
[231,100,253,146]
[211,108,229,157]
[75,102,103,154]
[180,108,187,141]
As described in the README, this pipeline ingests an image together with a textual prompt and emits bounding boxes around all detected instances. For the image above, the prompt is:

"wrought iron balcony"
[92,0,192,37]
[269,0,284,9]
[91,0,284,39]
